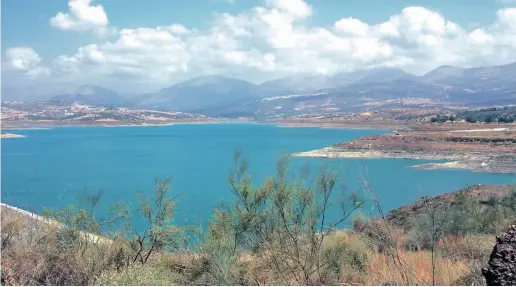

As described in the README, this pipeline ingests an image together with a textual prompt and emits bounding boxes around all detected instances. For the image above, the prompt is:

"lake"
[2,123,515,229]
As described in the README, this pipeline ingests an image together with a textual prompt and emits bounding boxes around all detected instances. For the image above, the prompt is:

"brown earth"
[295,122,516,174]
[385,184,515,231]
[0,118,222,129]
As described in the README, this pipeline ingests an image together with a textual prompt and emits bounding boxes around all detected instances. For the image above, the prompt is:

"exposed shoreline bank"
[1,120,229,130]
[2,118,402,130]
[0,203,110,244]
[266,120,404,130]
[0,133,26,139]
[294,149,516,174]
[293,125,516,174]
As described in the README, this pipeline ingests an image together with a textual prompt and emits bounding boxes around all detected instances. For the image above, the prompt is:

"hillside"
[49,85,133,107]
[24,62,515,118]
[386,184,516,230]
[1,101,214,128]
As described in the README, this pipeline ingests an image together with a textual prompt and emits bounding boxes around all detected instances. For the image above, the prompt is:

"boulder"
[482,225,516,286]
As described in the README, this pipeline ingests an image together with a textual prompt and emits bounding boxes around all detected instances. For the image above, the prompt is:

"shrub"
[200,152,364,285]
[127,177,187,265]
[1,209,26,250]
[95,264,180,286]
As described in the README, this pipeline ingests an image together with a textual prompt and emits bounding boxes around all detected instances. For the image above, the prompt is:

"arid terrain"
[386,184,516,230]
[295,122,516,174]
[1,101,218,129]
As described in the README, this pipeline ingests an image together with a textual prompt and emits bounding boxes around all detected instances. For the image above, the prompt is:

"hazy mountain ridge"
[30,62,516,118]
[49,85,133,107]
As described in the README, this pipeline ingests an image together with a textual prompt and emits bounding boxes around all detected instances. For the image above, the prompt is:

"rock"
[482,225,516,286]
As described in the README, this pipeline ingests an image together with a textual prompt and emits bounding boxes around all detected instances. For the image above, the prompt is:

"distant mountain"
[348,67,416,85]
[6,62,515,118]
[252,63,516,117]
[137,75,282,115]
[50,85,132,107]
[259,75,336,92]
[131,62,516,118]
[422,65,466,82]
[259,67,415,93]
[421,62,516,104]
[423,62,516,84]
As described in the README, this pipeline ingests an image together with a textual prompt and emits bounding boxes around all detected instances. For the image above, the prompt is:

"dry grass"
[1,203,498,286]
[229,229,485,286]
[438,234,495,260]
[365,250,470,285]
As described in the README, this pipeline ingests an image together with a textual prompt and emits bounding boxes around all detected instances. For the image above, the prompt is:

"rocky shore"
[385,184,515,230]
[294,124,516,174]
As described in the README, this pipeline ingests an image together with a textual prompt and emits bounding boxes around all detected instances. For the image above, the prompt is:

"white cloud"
[4,47,41,70]
[266,0,312,18]
[4,1,516,96]
[50,0,109,35]
[169,24,190,34]
[335,18,370,36]
[497,0,516,5]
[2,47,50,77]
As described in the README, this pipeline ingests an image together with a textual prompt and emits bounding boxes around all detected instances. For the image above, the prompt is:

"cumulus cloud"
[497,0,516,5]
[266,0,312,18]
[5,1,516,95]
[50,0,112,36]
[335,18,370,36]
[2,47,50,77]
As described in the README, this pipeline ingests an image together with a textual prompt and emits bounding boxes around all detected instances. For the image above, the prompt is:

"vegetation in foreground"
[1,153,515,286]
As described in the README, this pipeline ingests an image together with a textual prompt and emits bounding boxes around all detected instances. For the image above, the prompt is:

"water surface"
[2,124,514,229]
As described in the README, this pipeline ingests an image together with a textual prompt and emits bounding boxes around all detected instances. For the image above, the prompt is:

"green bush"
[405,188,516,252]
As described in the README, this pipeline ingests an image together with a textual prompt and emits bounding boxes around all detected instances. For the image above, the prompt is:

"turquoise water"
[2,124,515,229]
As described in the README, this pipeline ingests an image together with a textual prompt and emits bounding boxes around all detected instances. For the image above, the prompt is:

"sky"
[2,0,516,98]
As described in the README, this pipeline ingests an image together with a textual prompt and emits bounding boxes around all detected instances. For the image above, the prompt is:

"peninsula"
[294,122,516,174]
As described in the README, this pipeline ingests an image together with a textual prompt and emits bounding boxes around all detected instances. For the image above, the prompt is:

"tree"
[128,177,185,264]
[465,116,477,123]
[201,151,363,285]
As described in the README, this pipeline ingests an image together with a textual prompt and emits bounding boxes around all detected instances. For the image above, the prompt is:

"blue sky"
[2,0,516,98]
[1,0,507,58]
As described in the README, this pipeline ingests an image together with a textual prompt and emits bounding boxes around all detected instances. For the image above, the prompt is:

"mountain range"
[48,85,132,107]
[43,62,516,118]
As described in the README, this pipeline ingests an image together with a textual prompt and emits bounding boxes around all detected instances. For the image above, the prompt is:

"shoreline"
[268,120,404,130]
[293,124,516,174]
[1,119,396,131]
[293,149,516,174]
[0,203,110,244]
[1,120,225,129]
[0,133,26,139]
[0,118,268,130]
[386,184,515,230]
[2,117,407,130]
